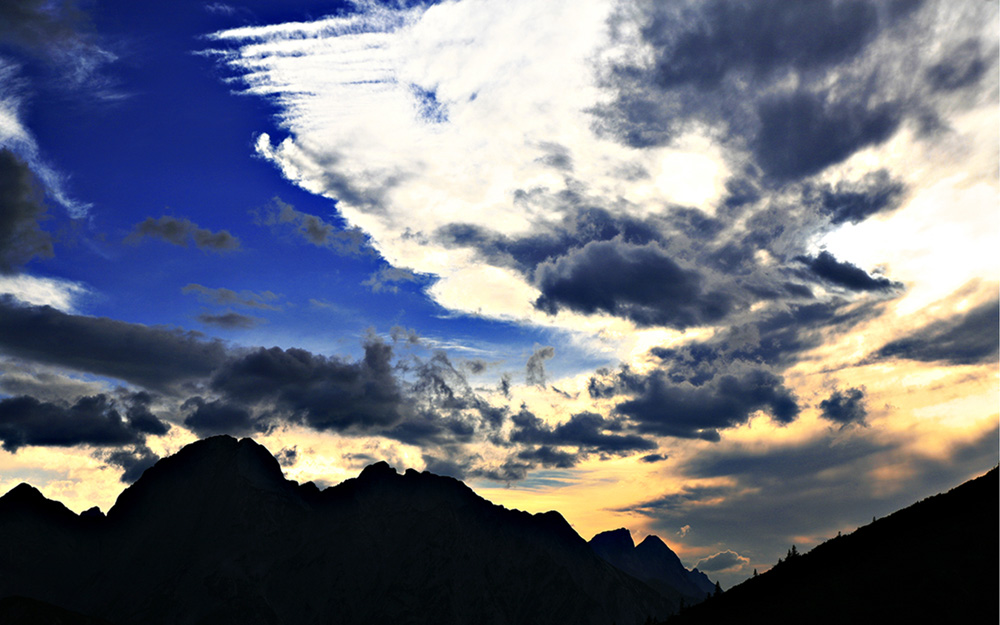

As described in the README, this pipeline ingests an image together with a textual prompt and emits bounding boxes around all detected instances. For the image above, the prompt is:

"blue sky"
[1,0,998,588]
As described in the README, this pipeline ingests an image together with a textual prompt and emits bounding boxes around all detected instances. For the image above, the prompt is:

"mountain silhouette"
[590,528,716,602]
[662,466,999,625]
[0,436,677,625]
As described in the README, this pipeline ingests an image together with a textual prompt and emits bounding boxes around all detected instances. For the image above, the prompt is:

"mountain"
[662,467,999,625]
[590,528,716,602]
[0,436,676,625]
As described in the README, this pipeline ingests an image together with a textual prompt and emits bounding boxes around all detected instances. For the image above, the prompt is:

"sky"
[0,0,997,588]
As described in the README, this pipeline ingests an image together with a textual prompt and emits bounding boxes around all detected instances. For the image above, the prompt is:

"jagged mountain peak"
[0,482,77,521]
[106,435,293,522]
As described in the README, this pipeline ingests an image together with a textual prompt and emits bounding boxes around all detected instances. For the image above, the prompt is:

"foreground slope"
[664,467,999,625]
[0,436,674,625]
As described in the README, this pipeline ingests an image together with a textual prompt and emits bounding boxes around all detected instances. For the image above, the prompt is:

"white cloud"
[0,58,93,217]
[211,0,730,343]
[0,274,90,312]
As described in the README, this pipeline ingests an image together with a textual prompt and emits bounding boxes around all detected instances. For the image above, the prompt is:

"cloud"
[0,296,229,390]
[642,0,892,90]
[819,387,868,426]
[0,0,115,86]
[525,346,554,387]
[196,312,262,329]
[0,149,53,273]
[592,0,921,165]
[796,251,901,292]
[516,445,579,469]
[0,274,88,311]
[0,393,160,452]
[696,549,750,573]
[181,283,282,310]
[620,484,733,515]
[210,340,406,432]
[510,409,657,455]
[534,240,734,329]
[275,446,297,467]
[924,38,991,93]
[752,90,903,182]
[126,216,240,252]
[103,444,159,483]
[874,298,999,365]
[182,397,259,438]
[805,169,905,225]
[611,367,799,442]
[641,453,667,463]
[254,197,372,256]
[362,266,423,293]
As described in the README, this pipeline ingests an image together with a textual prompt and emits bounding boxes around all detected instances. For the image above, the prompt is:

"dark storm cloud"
[435,206,664,275]
[516,445,579,469]
[612,367,799,442]
[805,169,905,225]
[196,312,262,329]
[126,216,240,252]
[210,340,405,431]
[695,550,749,572]
[925,39,991,93]
[182,397,260,438]
[0,394,152,452]
[593,0,922,184]
[819,387,868,425]
[642,0,894,90]
[511,410,657,455]
[725,299,886,368]
[874,298,999,365]
[534,240,733,328]
[752,91,903,181]
[0,297,229,390]
[0,149,53,274]
[797,251,900,292]
[421,454,468,479]
[120,391,170,436]
[181,283,282,310]
[254,197,373,256]
[525,346,554,387]
[104,444,159,483]
[640,453,667,463]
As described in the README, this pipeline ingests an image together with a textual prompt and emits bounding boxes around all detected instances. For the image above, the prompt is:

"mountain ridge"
[0,435,676,625]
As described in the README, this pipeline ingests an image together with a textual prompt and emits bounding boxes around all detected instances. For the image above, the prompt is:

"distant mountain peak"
[590,526,717,602]
[0,482,77,520]
[591,527,636,550]
[0,482,43,504]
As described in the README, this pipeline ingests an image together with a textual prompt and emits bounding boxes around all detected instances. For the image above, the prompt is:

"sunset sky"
[1,0,997,588]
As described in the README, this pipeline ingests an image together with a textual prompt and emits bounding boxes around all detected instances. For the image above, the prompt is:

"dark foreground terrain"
[663,466,999,625]
[1,436,995,625]
[0,436,682,625]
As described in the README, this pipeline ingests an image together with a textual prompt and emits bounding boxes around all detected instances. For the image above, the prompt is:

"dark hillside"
[664,467,999,625]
